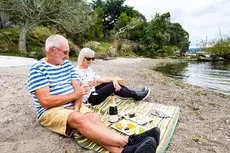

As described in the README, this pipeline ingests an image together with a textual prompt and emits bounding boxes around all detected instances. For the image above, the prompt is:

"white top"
[75,66,100,102]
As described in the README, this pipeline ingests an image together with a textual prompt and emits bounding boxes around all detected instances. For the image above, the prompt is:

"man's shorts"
[39,104,92,137]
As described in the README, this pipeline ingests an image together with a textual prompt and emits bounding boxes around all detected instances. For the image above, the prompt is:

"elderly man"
[27,34,160,153]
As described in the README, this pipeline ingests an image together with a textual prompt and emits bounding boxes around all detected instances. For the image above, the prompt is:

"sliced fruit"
[127,123,136,129]
[129,128,137,135]
[115,122,124,130]
[139,127,145,134]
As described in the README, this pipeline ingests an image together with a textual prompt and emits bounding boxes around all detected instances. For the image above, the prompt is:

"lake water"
[155,61,230,96]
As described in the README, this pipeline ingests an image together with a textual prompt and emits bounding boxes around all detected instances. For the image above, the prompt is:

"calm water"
[155,61,230,95]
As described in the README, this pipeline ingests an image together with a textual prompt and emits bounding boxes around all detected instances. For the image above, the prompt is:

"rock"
[84,41,101,50]
[121,43,132,53]
[107,46,116,57]
[28,51,38,57]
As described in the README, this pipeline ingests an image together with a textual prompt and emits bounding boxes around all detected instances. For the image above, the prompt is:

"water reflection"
[155,61,230,95]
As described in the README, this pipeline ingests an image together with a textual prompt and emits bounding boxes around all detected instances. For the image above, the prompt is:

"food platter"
[111,119,146,135]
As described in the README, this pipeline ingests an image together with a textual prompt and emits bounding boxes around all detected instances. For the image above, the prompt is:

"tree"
[87,7,104,39]
[167,23,190,55]
[90,0,146,40]
[103,0,125,32]
[0,12,10,28]
[91,0,126,38]
[150,12,171,49]
[1,0,91,53]
[141,12,171,56]
[91,0,105,10]
[122,5,146,23]
[114,15,139,40]
[139,12,190,57]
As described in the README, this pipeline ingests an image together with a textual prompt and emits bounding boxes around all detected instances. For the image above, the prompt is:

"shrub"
[0,26,78,58]
[0,28,20,53]
[205,38,230,60]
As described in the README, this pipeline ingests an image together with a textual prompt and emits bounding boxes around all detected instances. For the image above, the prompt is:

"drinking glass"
[89,82,98,96]
[82,80,92,108]
[89,76,98,96]
[130,99,142,118]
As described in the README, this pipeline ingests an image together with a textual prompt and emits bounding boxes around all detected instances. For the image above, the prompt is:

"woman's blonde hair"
[78,48,95,65]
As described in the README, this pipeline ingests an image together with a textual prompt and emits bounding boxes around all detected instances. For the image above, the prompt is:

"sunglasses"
[85,57,95,61]
[53,47,69,55]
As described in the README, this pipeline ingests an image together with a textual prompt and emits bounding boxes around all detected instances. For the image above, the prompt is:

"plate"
[121,112,153,125]
[111,119,146,135]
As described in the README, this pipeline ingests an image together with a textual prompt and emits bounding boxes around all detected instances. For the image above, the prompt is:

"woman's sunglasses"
[85,57,95,61]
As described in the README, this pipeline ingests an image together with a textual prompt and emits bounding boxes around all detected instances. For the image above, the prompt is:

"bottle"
[109,93,118,123]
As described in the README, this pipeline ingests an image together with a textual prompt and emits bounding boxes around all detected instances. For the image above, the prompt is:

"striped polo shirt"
[27,59,79,118]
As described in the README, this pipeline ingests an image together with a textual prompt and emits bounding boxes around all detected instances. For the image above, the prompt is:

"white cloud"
[125,0,230,47]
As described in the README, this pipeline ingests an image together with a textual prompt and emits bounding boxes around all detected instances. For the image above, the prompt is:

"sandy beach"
[0,57,229,153]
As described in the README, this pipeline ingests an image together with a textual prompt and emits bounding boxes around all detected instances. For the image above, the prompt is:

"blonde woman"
[75,48,150,106]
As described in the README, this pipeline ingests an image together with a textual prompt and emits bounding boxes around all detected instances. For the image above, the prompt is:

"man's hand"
[72,80,88,99]
[113,80,121,91]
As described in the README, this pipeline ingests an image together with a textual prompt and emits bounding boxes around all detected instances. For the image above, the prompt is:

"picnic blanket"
[73,98,180,153]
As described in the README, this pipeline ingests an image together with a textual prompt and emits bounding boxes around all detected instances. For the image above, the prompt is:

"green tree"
[113,12,145,42]
[114,14,139,40]
[167,23,190,55]
[90,0,146,40]
[140,12,189,57]
[151,12,171,49]
[140,12,171,57]
[120,6,146,42]
[88,7,104,39]
[91,0,105,10]
[104,0,125,32]
[1,0,91,53]
[114,12,131,30]
[91,0,126,38]
[122,5,146,22]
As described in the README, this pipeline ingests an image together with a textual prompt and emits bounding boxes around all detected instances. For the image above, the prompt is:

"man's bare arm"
[35,86,78,109]
[72,80,85,110]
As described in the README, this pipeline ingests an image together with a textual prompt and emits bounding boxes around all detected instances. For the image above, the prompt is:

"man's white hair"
[45,34,68,52]
[78,48,95,65]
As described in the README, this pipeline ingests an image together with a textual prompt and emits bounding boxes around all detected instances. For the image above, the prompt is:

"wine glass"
[89,76,98,96]
[81,80,92,108]
[129,100,140,118]
[89,84,98,96]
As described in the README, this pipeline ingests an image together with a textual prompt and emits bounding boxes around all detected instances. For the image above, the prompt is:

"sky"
[124,0,230,48]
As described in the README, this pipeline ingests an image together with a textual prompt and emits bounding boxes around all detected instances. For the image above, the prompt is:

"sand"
[0,57,229,153]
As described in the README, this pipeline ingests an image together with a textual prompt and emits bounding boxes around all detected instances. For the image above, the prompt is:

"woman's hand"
[88,81,97,87]
[80,84,89,95]
[112,80,121,91]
